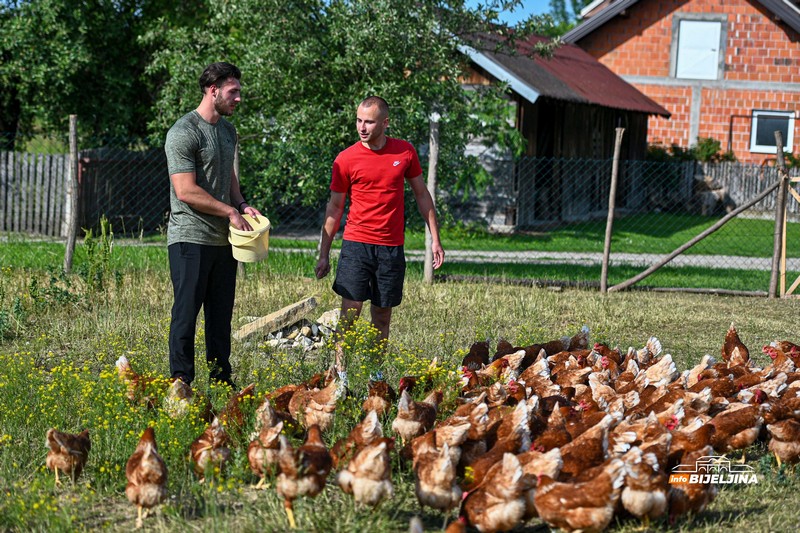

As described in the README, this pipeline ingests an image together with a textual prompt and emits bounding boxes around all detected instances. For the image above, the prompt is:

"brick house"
[563,0,800,163]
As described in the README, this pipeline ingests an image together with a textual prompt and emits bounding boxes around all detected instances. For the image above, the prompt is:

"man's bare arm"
[408,175,445,269]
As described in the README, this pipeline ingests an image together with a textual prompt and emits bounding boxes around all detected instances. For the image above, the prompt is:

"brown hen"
[331,409,383,469]
[412,434,462,512]
[247,421,284,489]
[667,445,718,524]
[276,425,332,529]
[534,457,626,533]
[721,322,749,367]
[115,355,166,408]
[620,447,668,530]
[125,427,168,528]
[361,377,397,416]
[767,418,800,467]
[288,376,346,432]
[462,453,527,533]
[337,437,395,506]
[45,428,91,485]
[189,417,231,480]
[391,389,442,446]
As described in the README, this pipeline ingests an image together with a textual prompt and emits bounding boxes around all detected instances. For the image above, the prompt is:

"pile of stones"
[263,309,339,351]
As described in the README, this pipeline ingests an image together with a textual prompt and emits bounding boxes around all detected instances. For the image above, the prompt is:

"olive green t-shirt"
[165,110,237,246]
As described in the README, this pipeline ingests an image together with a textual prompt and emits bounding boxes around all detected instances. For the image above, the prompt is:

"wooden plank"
[53,154,66,236]
[0,151,6,231]
[26,152,35,232]
[786,274,800,297]
[35,153,44,234]
[233,296,318,341]
[21,153,30,232]
[43,154,53,236]
[45,153,56,236]
[12,151,20,232]
[63,115,79,271]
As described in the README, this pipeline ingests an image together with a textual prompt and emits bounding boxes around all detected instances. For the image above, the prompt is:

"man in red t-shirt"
[316,96,444,350]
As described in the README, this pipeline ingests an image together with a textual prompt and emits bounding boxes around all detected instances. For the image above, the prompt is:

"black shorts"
[333,240,406,308]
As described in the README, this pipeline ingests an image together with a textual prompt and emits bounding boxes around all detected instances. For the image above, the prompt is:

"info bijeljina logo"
[669,455,759,485]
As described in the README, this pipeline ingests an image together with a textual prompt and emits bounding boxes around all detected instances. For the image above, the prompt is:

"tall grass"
[1,256,800,531]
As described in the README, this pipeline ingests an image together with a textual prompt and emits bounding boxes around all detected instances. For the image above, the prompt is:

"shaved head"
[359,96,389,120]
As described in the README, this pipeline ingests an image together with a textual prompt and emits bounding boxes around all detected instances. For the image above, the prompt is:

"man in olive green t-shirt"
[164,62,262,388]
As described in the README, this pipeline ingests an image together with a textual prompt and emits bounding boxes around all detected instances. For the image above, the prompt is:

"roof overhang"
[459,34,671,117]
[458,44,541,104]
[564,0,800,42]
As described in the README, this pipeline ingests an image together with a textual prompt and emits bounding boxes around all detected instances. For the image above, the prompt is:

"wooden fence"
[505,158,800,228]
[0,148,168,237]
[0,151,69,236]
[700,161,800,216]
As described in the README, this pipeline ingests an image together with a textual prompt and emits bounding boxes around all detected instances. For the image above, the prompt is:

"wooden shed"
[458,34,671,227]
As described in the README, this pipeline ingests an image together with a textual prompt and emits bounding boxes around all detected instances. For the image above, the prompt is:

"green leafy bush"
[647,136,736,163]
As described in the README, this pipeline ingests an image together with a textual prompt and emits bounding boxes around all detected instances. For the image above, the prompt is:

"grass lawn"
[2,236,799,293]
[1,253,800,531]
[270,212,800,259]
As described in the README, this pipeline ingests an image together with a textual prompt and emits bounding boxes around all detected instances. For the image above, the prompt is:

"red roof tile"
[467,33,670,117]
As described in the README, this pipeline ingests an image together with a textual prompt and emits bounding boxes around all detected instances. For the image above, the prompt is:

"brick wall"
[577,0,800,162]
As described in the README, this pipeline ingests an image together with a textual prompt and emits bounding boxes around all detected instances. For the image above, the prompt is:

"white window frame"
[750,110,795,154]
[669,14,727,81]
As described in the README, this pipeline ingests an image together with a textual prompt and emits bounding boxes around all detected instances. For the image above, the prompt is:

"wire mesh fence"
[2,130,799,292]
[442,155,800,273]
[0,133,169,239]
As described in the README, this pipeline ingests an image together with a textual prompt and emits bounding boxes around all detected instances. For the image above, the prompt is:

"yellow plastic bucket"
[228,214,271,263]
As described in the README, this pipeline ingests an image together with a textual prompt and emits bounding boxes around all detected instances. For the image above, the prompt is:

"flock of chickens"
[43,324,800,532]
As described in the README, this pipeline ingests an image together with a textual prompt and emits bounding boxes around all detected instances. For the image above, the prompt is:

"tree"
[541,0,594,37]
[0,0,208,144]
[146,0,554,222]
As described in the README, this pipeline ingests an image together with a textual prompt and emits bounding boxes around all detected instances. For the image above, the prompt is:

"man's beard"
[214,95,234,116]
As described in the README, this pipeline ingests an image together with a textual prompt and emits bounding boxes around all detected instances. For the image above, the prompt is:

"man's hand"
[229,205,264,232]
[228,210,253,231]
[432,243,445,270]
[315,256,331,279]
[242,205,263,218]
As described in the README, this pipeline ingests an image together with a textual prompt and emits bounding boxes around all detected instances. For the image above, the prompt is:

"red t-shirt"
[330,137,422,246]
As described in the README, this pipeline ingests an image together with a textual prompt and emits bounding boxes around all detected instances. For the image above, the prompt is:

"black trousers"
[168,242,238,386]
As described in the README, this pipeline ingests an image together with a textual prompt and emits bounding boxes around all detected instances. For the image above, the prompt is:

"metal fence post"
[424,112,440,285]
[601,127,625,293]
[769,131,788,298]
[63,115,79,274]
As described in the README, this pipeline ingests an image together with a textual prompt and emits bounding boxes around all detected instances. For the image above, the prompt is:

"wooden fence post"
[601,127,625,293]
[769,131,788,298]
[63,115,79,274]
[424,112,440,285]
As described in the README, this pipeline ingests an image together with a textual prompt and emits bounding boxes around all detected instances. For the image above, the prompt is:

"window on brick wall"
[675,20,721,79]
[750,110,795,154]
